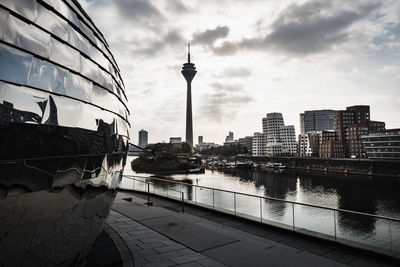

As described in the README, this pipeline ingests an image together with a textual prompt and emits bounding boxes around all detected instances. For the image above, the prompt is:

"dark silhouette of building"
[181,44,197,147]
[198,136,203,145]
[138,129,148,148]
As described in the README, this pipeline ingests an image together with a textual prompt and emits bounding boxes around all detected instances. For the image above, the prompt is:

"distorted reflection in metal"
[0,0,130,265]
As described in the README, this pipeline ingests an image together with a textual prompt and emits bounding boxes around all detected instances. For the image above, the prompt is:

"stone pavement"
[105,191,398,267]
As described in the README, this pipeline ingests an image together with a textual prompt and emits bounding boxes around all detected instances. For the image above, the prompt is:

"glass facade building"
[299,110,335,134]
[0,0,130,265]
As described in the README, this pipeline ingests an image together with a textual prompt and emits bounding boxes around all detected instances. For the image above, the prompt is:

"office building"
[198,136,203,145]
[300,110,335,134]
[138,130,148,148]
[361,129,400,160]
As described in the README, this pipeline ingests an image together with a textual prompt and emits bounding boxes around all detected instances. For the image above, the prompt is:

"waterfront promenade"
[105,191,398,267]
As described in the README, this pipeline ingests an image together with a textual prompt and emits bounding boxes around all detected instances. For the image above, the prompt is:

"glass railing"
[120,175,400,259]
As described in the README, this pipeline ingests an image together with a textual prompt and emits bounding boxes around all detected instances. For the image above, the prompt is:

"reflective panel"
[28,58,68,95]
[0,8,9,38]
[0,0,37,22]
[3,15,51,58]
[35,4,69,41]
[67,71,92,102]
[49,38,81,72]
[0,43,32,85]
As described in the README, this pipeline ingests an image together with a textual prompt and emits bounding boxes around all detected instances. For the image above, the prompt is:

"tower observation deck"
[181,44,197,147]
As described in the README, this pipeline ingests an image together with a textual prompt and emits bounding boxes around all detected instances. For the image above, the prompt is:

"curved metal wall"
[0,0,131,265]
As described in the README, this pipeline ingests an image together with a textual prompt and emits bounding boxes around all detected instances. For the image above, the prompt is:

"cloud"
[223,67,252,77]
[167,0,188,14]
[258,0,381,55]
[198,82,253,122]
[192,26,230,45]
[110,0,162,20]
[211,41,239,56]
[211,82,244,92]
[203,0,382,57]
[129,29,184,56]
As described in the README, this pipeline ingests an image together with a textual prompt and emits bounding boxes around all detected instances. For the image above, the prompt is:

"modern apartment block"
[299,110,335,134]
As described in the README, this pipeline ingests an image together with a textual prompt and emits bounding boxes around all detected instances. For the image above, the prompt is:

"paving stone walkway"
[106,191,398,267]
[106,210,224,267]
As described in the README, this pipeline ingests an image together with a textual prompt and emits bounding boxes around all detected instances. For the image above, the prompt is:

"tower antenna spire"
[188,43,190,63]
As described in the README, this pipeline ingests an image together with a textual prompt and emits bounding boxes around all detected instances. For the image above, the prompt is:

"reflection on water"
[124,157,400,218]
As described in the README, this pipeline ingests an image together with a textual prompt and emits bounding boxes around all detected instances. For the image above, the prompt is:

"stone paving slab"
[106,210,225,267]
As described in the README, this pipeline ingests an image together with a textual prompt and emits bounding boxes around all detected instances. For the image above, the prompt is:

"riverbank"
[236,156,400,178]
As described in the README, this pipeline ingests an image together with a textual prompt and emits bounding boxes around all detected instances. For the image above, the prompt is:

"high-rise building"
[138,129,148,148]
[299,110,335,134]
[198,136,203,145]
[225,131,234,142]
[181,44,196,147]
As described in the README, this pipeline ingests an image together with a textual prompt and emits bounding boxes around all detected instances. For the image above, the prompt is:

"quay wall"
[236,156,400,178]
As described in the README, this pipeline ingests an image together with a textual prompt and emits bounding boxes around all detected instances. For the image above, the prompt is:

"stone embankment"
[236,156,400,178]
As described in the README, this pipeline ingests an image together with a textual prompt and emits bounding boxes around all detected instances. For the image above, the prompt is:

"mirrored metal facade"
[0,0,130,265]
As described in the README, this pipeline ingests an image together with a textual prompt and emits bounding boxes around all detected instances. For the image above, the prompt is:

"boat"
[0,1,129,266]
[266,162,286,170]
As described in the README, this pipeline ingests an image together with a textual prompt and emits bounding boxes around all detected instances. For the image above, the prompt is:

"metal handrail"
[123,174,400,222]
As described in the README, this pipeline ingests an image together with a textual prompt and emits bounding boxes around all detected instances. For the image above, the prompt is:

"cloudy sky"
[80,0,400,145]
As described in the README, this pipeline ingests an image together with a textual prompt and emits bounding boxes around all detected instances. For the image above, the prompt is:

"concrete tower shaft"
[181,44,197,147]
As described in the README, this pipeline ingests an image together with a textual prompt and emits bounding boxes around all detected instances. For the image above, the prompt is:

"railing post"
[334,210,337,242]
[194,185,197,205]
[292,203,295,231]
[260,198,262,223]
[234,193,236,216]
[181,192,185,213]
[147,182,151,206]
[390,220,392,254]
[212,189,215,210]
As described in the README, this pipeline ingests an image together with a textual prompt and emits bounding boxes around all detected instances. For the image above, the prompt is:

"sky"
[80,0,400,145]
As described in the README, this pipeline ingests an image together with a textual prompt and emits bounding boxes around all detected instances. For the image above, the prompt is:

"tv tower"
[181,43,197,147]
